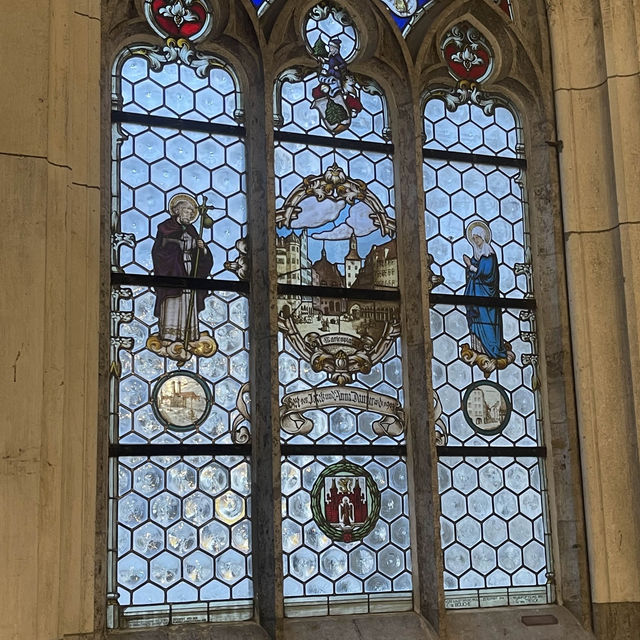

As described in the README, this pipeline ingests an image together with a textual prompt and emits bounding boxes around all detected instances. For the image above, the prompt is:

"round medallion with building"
[152,371,212,431]
[310,461,381,543]
[462,380,511,436]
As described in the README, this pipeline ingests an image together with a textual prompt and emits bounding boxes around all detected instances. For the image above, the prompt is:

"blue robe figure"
[463,224,508,361]
[315,37,348,98]
[311,36,363,133]
[326,38,348,87]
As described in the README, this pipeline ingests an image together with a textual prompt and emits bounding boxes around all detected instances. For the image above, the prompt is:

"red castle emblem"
[311,461,380,543]
[325,476,368,541]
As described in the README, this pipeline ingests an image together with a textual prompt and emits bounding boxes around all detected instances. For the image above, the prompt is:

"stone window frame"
[98,0,591,637]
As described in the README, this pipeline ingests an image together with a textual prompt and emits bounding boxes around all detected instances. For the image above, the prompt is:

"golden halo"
[466,219,491,244]
[169,193,199,223]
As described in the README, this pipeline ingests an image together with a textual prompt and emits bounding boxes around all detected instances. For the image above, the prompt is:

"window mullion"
[246,78,285,635]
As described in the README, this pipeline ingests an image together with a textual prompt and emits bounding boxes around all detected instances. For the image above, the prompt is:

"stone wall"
[547,1,640,637]
[0,0,638,638]
[0,2,101,639]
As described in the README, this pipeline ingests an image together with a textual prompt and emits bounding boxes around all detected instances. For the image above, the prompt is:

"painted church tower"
[344,232,362,288]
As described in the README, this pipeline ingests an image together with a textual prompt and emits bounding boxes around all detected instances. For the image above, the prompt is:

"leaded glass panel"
[424,160,528,298]
[114,455,251,608]
[115,288,249,445]
[430,304,540,447]
[278,79,388,143]
[115,123,246,280]
[110,46,252,628]
[275,2,412,616]
[376,0,434,31]
[281,455,412,615]
[424,101,519,157]
[278,298,404,447]
[119,56,240,125]
[275,143,396,289]
[274,4,389,142]
[439,455,551,608]
[424,82,553,609]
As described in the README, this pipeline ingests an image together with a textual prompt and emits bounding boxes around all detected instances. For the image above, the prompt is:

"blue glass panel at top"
[254,0,434,34]
[377,0,433,30]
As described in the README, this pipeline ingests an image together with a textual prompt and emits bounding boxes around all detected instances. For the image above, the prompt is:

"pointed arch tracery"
[103,0,585,632]
[255,0,512,33]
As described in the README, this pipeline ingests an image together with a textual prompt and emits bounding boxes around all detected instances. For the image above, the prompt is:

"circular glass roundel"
[304,4,359,63]
[462,380,511,436]
[310,461,381,543]
[152,371,212,431]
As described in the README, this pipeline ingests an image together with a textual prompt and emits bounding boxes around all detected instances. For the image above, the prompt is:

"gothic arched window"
[104,0,587,635]
[274,3,412,616]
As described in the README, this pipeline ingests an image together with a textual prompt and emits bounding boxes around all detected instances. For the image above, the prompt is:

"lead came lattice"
[424,21,553,610]
[109,8,254,626]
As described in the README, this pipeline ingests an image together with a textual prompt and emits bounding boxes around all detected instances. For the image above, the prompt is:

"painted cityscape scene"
[154,373,210,429]
[463,381,510,434]
[276,164,399,355]
[277,228,398,339]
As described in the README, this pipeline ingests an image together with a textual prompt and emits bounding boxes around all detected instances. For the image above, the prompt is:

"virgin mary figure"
[461,221,514,376]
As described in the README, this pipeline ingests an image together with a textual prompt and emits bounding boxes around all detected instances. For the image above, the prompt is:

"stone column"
[547,0,640,637]
[248,55,285,640]
[394,94,444,636]
[0,2,101,640]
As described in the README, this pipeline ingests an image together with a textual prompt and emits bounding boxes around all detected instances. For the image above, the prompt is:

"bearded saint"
[152,194,213,345]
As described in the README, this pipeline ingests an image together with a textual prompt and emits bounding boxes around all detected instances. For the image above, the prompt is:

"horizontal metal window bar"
[275,130,394,155]
[110,443,252,457]
[111,272,249,293]
[430,293,536,310]
[277,283,400,301]
[281,444,407,457]
[423,147,526,168]
[112,110,246,137]
[437,446,546,458]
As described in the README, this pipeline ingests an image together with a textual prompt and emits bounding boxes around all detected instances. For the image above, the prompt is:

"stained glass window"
[275,3,412,617]
[424,22,553,610]
[376,0,513,31]
[274,5,388,142]
[109,16,252,628]
[255,1,511,32]
[377,0,435,32]
[106,1,561,632]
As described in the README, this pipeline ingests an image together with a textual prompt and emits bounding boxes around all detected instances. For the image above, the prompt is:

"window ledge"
[445,604,595,639]
[283,611,438,640]
[109,620,269,640]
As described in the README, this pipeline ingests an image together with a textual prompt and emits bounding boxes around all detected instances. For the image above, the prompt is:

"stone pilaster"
[547,0,640,636]
[0,2,102,639]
